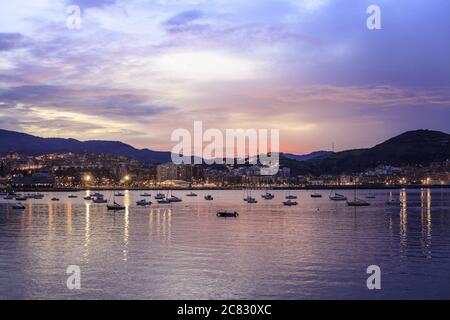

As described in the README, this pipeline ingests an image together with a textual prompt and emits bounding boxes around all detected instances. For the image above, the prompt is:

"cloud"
[0,33,26,51]
[67,0,117,9]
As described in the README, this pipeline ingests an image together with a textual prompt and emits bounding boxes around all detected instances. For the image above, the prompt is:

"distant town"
[1,151,449,191]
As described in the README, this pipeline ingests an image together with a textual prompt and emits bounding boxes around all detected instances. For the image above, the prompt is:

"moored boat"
[283,199,298,206]
[137,199,152,206]
[107,203,126,211]
[217,211,239,218]
[12,203,26,210]
[330,193,348,201]
[347,199,371,207]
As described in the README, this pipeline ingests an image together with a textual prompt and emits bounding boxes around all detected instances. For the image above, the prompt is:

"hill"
[0,129,172,164]
[285,130,450,176]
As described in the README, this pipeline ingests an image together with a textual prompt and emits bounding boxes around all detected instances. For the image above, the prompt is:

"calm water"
[1,189,450,300]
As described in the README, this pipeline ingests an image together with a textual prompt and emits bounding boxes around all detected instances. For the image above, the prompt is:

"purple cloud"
[0,33,26,51]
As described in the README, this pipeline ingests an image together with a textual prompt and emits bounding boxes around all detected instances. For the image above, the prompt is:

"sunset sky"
[0,0,449,154]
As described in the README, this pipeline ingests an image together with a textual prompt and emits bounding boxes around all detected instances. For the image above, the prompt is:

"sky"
[0,0,449,154]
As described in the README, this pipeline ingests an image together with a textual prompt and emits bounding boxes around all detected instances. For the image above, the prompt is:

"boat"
[347,184,371,207]
[329,193,348,201]
[244,196,257,203]
[92,192,103,197]
[366,195,377,199]
[107,192,125,210]
[283,199,298,206]
[30,193,44,199]
[93,197,107,204]
[261,192,275,200]
[386,199,401,206]
[107,202,126,211]
[347,199,371,207]
[140,192,152,197]
[311,193,322,198]
[243,189,257,203]
[168,196,182,203]
[3,195,14,200]
[155,193,166,200]
[217,211,239,218]
[186,192,198,197]
[285,195,298,200]
[15,196,27,201]
[205,195,214,201]
[12,203,26,210]
[68,194,78,198]
[157,198,171,204]
[51,197,60,201]
[83,196,93,200]
[137,199,152,206]
[114,192,125,197]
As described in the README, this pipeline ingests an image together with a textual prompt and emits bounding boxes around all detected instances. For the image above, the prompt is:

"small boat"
[330,193,348,201]
[157,198,171,204]
[29,193,44,199]
[205,195,214,201]
[186,192,198,197]
[68,194,78,199]
[51,197,60,202]
[15,196,27,201]
[12,203,26,210]
[114,192,125,197]
[137,199,152,206]
[107,202,126,211]
[311,193,322,198]
[244,196,257,204]
[3,195,14,200]
[286,195,298,200]
[262,192,275,200]
[92,192,103,197]
[93,197,107,204]
[386,199,401,206]
[283,199,298,206]
[217,211,239,218]
[140,192,152,197]
[347,199,371,207]
[168,196,182,203]
[155,193,166,200]
[83,196,93,201]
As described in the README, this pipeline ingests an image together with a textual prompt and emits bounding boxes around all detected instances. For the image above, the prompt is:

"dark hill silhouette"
[0,129,171,164]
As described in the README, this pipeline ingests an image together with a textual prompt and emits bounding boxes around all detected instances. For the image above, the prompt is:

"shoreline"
[5,185,450,192]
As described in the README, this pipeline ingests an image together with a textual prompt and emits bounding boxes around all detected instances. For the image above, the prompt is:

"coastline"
[6,185,450,192]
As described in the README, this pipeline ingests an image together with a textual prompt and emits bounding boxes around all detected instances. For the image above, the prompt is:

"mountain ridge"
[0,129,172,164]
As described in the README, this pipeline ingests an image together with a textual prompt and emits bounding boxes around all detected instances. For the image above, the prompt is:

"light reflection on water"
[1,189,450,299]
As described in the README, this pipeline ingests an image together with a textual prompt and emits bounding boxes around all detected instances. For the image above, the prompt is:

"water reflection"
[1,189,450,299]
[421,189,432,258]
[399,189,408,254]
[84,202,90,259]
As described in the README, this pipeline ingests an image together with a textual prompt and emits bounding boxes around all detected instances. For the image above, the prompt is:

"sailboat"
[107,192,125,211]
[329,191,347,201]
[243,189,257,203]
[261,187,275,200]
[347,184,371,207]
